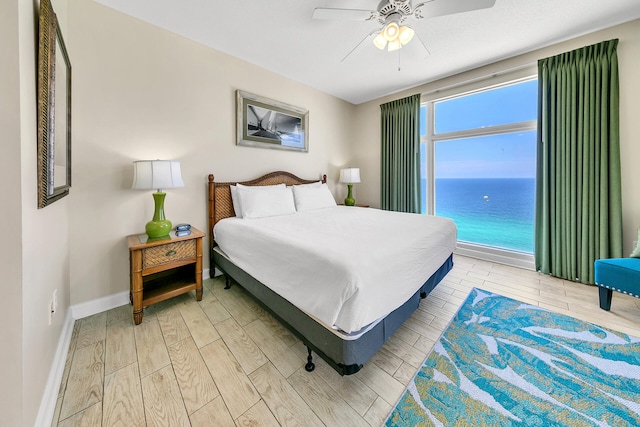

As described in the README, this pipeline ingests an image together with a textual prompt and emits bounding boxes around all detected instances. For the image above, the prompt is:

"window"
[421,79,537,257]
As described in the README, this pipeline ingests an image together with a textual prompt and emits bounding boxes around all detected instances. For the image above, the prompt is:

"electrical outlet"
[48,300,53,325]
[52,289,58,314]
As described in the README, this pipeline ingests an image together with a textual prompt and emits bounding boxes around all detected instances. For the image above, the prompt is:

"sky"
[420,79,538,179]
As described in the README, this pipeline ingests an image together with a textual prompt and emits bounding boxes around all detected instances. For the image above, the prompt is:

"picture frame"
[236,90,308,152]
[37,0,72,208]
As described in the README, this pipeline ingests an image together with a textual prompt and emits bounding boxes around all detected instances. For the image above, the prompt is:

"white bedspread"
[214,206,456,334]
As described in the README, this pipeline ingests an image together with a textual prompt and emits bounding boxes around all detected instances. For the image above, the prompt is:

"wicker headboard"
[207,171,327,250]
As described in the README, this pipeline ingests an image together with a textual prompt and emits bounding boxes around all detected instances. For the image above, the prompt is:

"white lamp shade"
[374,21,415,52]
[339,168,361,184]
[132,160,184,191]
[387,39,402,51]
[373,32,387,50]
[398,26,415,45]
[382,21,400,42]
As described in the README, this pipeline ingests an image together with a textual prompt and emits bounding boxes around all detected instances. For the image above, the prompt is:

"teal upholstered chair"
[594,258,640,310]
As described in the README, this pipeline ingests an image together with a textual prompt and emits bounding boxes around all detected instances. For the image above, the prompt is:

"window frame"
[421,76,538,269]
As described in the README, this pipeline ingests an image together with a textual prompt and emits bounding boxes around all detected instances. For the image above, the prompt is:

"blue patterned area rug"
[385,288,640,426]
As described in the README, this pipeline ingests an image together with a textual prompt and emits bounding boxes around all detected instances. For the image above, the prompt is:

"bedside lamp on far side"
[339,167,361,206]
[132,160,184,238]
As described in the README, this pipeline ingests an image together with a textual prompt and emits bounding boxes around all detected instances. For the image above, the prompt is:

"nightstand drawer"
[142,239,196,269]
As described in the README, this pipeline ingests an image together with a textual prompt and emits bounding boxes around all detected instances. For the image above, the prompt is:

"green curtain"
[380,94,421,213]
[535,39,622,284]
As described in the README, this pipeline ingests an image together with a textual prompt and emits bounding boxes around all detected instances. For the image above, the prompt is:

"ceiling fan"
[312,0,496,61]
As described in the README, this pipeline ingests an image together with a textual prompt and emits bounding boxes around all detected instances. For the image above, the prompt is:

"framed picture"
[37,0,72,208]
[236,90,308,152]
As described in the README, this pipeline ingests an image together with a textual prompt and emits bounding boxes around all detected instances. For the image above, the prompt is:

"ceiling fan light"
[398,26,415,45]
[383,21,400,42]
[387,39,402,52]
[373,32,387,50]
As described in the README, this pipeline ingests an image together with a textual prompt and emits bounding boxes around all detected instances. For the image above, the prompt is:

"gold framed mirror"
[37,0,72,208]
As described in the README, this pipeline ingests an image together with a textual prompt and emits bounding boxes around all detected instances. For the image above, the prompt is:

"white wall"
[0,0,72,424]
[0,1,24,424]
[22,0,72,422]
[353,19,640,255]
[66,0,356,305]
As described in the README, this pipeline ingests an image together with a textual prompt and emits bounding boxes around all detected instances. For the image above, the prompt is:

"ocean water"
[422,178,535,253]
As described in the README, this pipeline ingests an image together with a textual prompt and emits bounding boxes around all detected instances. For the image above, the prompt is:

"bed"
[207,171,456,375]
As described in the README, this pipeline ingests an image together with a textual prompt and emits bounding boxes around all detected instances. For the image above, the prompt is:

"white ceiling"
[94,0,640,105]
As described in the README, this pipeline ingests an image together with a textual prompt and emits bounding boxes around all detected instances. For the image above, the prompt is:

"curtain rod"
[421,62,537,97]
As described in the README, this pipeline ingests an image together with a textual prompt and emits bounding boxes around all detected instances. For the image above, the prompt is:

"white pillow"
[237,186,296,219]
[288,181,322,188]
[292,183,337,211]
[230,183,285,218]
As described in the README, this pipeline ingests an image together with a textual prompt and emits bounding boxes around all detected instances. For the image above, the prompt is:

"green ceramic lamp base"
[146,220,172,238]
[344,183,356,206]
[145,191,172,238]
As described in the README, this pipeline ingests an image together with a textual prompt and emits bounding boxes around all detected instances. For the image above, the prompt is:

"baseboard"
[455,242,536,271]
[70,269,213,321]
[34,309,75,427]
[38,266,214,425]
[70,290,130,320]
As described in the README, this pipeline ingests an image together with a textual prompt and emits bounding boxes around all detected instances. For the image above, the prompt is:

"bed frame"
[207,171,453,375]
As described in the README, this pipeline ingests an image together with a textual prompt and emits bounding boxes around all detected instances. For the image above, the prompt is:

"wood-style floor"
[51,255,640,426]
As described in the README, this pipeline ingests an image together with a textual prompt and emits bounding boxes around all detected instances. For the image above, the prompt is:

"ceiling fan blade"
[312,8,376,21]
[340,29,379,63]
[416,0,496,19]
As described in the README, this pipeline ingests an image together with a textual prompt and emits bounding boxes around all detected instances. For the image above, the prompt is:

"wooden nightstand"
[127,227,204,325]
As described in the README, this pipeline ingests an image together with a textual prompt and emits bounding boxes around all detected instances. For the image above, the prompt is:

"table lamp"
[339,167,361,206]
[132,160,184,238]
